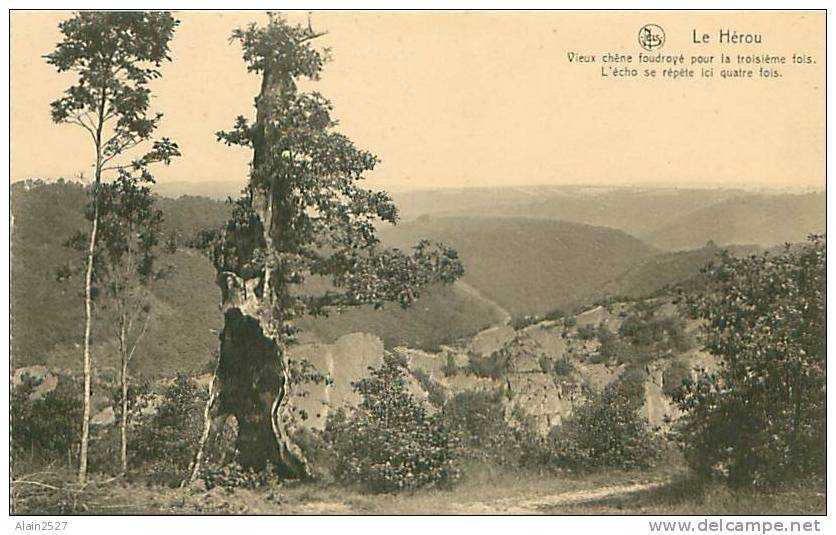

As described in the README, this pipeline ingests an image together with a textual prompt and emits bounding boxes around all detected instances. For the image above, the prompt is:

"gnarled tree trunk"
[190,66,310,482]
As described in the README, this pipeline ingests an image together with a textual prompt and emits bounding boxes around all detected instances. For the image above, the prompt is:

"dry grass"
[13,455,823,516]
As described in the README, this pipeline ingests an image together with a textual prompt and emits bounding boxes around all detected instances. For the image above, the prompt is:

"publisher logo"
[638,24,665,51]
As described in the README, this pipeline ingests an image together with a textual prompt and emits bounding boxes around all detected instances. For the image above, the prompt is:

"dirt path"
[449,479,670,514]
[455,280,512,324]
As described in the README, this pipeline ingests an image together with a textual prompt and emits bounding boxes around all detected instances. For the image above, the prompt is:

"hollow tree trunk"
[190,66,310,481]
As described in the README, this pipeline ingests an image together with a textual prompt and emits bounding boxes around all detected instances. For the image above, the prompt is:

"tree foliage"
[45,11,180,168]
[323,354,461,492]
[675,235,826,488]
[203,13,463,337]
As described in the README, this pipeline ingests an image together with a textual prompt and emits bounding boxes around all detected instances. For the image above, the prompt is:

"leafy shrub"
[131,373,208,486]
[552,357,575,377]
[442,389,548,469]
[611,366,647,409]
[563,316,577,327]
[619,314,691,353]
[468,349,511,378]
[548,384,658,470]
[543,308,566,322]
[576,323,597,340]
[675,237,825,489]
[11,373,82,464]
[510,315,541,330]
[441,353,459,377]
[663,358,692,397]
[411,368,448,407]
[598,333,639,364]
[200,461,280,490]
[323,354,461,493]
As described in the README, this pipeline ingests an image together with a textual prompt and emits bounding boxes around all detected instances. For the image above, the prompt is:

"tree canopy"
[206,13,463,335]
[675,235,826,488]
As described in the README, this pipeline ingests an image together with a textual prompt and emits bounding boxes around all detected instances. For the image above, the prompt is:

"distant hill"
[9,182,508,374]
[378,216,659,317]
[10,180,225,378]
[598,243,762,300]
[394,186,745,236]
[646,193,825,250]
[16,180,807,378]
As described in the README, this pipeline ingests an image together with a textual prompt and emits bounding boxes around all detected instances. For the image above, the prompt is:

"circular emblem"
[638,24,665,51]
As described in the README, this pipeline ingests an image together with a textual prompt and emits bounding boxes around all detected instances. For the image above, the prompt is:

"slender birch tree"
[46,11,179,484]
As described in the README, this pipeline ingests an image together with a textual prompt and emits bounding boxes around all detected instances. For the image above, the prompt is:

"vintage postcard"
[7,8,827,524]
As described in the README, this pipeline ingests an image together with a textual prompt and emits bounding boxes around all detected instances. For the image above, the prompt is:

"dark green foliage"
[442,390,548,469]
[543,308,566,322]
[597,326,641,364]
[576,323,597,340]
[510,315,540,330]
[675,236,825,489]
[548,385,658,470]
[468,349,511,379]
[11,373,83,463]
[323,354,460,493]
[131,373,208,485]
[619,313,691,354]
[46,12,180,167]
[663,358,692,397]
[200,462,280,490]
[410,368,447,407]
[552,357,575,377]
[611,366,648,409]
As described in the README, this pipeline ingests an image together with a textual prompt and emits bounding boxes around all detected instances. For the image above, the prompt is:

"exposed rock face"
[12,366,58,399]
[505,373,580,433]
[289,333,385,431]
[468,325,516,356]
[91,406,116,426]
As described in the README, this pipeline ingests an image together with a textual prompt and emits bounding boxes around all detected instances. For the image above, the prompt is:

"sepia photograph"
[6,6,827,521]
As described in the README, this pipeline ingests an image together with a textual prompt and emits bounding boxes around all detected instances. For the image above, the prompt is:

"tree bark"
[78,85,108,486]
[119,311,128,475]
[78,204,97,485]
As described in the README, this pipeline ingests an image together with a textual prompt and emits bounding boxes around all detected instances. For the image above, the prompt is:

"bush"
[510,315,541,330]
[11,372,82,465]
[663,358,692,397]
[131,373,208,485]
[612,366,647,409]
[619,314,691,353]
[200,461,280,490]
[675,236,825,489]
[552,357,575,377]
[543,308,565,322]
[548,384,658,470]
[468,349,511,379]
[323,354,461,493]
[442,389,548,469]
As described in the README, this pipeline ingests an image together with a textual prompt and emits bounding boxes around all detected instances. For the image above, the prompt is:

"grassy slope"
[294,281,506,350]
[10,183,507,372]
[380,216,659,317]
[598,243,763,301]
[647,192,825,250]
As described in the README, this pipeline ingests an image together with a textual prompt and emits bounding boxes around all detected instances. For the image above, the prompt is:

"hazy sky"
[11,10,825,192]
